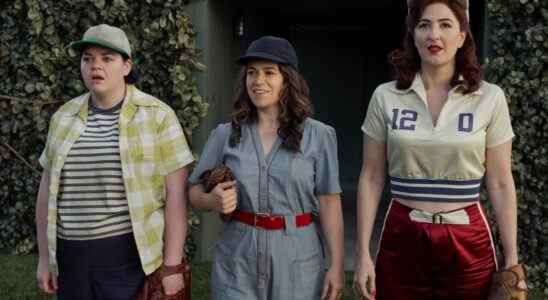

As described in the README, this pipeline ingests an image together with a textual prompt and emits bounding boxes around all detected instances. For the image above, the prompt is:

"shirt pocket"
[129,139,164,178]
[290,154,315,192]
[127,113,160,171]
[292,154,315,179]
[131,146,155,162]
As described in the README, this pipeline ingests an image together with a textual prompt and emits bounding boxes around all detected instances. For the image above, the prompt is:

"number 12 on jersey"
[391,108,418,131]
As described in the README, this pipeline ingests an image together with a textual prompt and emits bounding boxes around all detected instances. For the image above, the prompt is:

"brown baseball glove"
[198,165,235,193]
[487,264,527,300]
[198,165,235,221]
[132,259,191,300]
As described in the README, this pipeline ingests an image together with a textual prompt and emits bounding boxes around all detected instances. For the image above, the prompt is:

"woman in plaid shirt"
[35,24,194,299]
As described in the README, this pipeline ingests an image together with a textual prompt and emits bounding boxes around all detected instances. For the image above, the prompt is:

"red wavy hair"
[389,0,482,93]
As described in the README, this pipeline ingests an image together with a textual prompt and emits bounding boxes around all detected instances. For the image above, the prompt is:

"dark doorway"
[236,1,406,207]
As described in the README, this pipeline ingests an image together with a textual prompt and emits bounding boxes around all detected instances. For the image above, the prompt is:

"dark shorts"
[56,233,145,300]
[376,200,497,300]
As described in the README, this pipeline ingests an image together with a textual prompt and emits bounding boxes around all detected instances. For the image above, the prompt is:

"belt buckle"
[432,213,443,224]
[254,212,271,228]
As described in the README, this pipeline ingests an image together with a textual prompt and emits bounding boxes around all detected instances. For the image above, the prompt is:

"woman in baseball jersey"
[188,36,345,300]
[354,0,523,299]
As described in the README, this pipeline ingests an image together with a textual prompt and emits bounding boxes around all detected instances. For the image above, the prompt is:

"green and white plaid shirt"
[39,85,194,275]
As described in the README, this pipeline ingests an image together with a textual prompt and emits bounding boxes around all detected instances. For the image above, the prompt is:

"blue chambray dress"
[189,118,341,300]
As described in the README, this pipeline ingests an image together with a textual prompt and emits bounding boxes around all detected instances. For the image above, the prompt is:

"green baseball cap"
[70,24,132,58]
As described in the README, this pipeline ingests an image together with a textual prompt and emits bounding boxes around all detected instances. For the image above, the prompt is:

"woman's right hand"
[353,256,376,299]
[36,257,57,294]
[209,180,238,214]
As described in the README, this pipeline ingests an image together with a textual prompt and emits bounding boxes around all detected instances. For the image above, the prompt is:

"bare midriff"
[394,198,479,213]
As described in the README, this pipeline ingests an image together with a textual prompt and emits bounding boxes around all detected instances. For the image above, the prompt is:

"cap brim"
[236,52,290,66]
[70,37,130,58]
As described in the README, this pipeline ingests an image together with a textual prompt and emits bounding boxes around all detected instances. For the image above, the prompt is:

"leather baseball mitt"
[198,165,235,193]
[132,259,191,300]
[198,165,235,221]
[487,264,527,300]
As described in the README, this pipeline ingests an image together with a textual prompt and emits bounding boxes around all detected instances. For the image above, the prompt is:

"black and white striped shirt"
[57,100,133,240]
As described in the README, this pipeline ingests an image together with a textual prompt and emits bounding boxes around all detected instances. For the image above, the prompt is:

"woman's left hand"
[162,273,184,295]
[321,266,345,300]
[504,261,528,290]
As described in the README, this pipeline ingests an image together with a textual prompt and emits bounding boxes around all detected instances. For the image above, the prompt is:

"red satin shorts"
[376,200,497,300]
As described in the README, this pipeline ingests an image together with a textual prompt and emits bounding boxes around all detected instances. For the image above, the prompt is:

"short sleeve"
[361,88,387,142]
[486,88,515,147]
[38,115,57,170]
[158,108,194,174]
[314,125,342,195]
[188,123,230,184]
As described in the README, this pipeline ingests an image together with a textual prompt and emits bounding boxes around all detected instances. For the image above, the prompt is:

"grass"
[0,254,53,300]
[0,254,544,299]
[0,254,356,299]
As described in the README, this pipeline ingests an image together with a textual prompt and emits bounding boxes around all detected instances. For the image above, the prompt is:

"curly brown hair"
[229,63,313,152]
[389,0,482,93]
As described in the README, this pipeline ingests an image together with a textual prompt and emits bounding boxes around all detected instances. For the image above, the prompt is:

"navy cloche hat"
[237,36,298,70]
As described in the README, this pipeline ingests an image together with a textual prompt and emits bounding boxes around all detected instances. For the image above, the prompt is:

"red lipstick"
[428,45,442,54]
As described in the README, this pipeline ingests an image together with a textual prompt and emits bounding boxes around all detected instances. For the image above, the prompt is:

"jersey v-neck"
[250,122,282,167]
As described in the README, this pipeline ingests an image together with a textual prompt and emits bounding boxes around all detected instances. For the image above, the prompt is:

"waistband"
[409,207,470,224]
[57,233,141,267]
[391,200,485,225]
[390,176,482,202]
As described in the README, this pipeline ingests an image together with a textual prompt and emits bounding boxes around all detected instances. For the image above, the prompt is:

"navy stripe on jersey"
[390,176,481,202]
[58,100,133,240]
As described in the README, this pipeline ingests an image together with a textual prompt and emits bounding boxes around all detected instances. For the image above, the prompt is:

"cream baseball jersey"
[361,75,514,202]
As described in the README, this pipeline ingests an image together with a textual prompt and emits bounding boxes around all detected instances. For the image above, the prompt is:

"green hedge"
[485,0,548,294]
[0,0,207,258]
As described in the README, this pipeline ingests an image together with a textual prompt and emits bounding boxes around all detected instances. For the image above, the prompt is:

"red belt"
[230,210,313,230]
